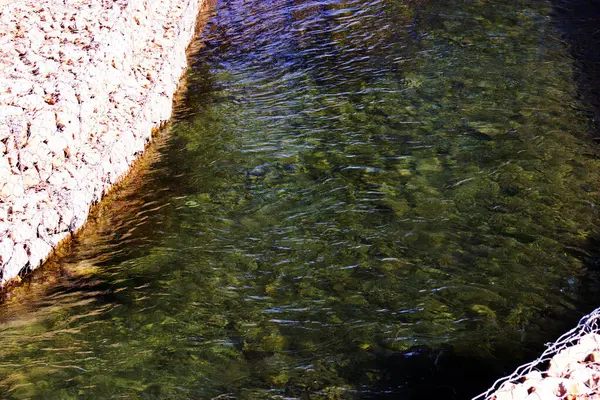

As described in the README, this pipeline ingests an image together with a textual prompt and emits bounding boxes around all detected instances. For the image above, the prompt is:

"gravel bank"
[490,333,600,400]
[477,309,600,400]
[0,0,209,285]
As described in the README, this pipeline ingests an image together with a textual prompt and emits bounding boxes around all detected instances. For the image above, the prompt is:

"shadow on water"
[552,0,600,135]
[379,4,600,398]
[384,2,600,398]
[551,0,600,304]
[551,0,600,353]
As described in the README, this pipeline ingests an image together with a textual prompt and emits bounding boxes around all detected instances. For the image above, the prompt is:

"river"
[1,0,600,398]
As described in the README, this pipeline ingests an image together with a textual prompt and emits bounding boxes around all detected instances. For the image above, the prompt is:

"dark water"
[2,0,600,398]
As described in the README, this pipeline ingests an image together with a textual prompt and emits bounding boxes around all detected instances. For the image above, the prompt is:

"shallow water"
[2,0,600,398]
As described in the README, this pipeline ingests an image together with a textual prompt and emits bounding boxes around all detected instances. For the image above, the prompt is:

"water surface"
[2,0,600,398]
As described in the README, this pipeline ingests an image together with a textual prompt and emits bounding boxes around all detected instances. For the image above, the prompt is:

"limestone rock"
[1,172,25,199]
[548,345,591,377]
[46,232,68,248]
[22,167,41,188]
[579,334,600,350]
[46,134,68,157]
[559,378,591,396]
[524,385,558,400]
[523,371,543,384]
[567,363,596,386]
[10,221,36,243]
[0,106,24,119]
[494,382,528,400]
[588,351,600,363]
[0,205,8,223]
[0,156,10,181]
[0,237,14,265]
[0,0,210,284]
[0,124,11,144]
[25,238,52,267]
[3,243,27,283]
[30,110,56,141]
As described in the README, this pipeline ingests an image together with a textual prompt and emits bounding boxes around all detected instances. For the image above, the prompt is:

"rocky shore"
[478,309,600,400]
[491,333,600,400]
[0,0,209,284]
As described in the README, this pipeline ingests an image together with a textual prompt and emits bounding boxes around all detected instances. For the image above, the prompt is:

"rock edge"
[0,0,208,284]
[488,333,600,400]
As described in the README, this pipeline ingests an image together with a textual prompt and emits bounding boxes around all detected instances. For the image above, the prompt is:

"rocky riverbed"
[0,0,209,284]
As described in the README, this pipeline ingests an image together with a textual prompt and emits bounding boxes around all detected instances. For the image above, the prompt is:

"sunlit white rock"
[26,238,52,268]
[0,0,209,284]
[2,243,27,283]
[0,237,14,266]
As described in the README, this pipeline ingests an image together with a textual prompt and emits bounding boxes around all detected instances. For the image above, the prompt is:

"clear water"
[1,0,600,398]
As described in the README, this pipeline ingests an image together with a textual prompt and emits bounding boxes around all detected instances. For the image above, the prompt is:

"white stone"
[22,168,40,188]
[25,238,52,268]
[38,58,60,77]
[559,378,591,397]
[12,94,47,111]
[522,370,543,390]
[0,157,10,180]
[48,170,72,190]
[58,203,74,232]
[579,334,600,351]
[494,383,528,400]
[6,148,19,169]
[0,237,14,265]
[41,206,60,233]
[525,385,559,400]
[71,189,90,228]
[10,221,36,243]
[46,134,68,157]
[1,173,25,199]
[22,203,41,226]
[11,195,26,215]
[0,205,8,223]
[30,110,56,141]
[28,27,45,49]
[0,124,11,143]
[2,243,27,283]
[0,106,24,119]
[567,363,595,386]
[9,117,28,147]
[7,79,33,96]
[55,83,78,107]
[46,232,68,248]
[548,345,592,376]
[19,149,37,171]
[37,158,53,182]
